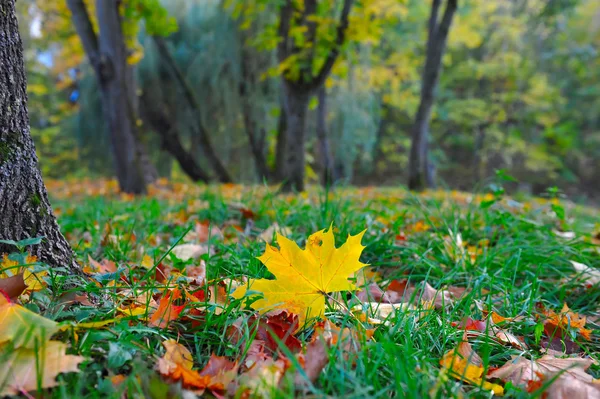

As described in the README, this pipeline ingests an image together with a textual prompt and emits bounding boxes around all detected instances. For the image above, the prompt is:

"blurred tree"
[0,0,76,269]
[66,0,161,194]
[408,0,457,191]
[276,0,354,192]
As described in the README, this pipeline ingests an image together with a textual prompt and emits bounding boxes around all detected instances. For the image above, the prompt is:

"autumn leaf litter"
[1,181,600,397]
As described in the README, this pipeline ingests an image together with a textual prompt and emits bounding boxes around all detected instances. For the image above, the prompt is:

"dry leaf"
[171,244,209,262]
[570,261,600,286]
[488,355,596,387]
[440,341,504,395]
[150,289,185,328]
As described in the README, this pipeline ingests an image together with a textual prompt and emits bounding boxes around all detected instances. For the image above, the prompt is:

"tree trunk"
[281,85,310,192]
[152,36,232,183]
[67,0,153,194]
[273,101,287,182]
[315,87,336,186]
[139,94,210,183]
[276,0,353,192]
[408,0,457,191]
[0,0,77,270]
[239,48,270,182]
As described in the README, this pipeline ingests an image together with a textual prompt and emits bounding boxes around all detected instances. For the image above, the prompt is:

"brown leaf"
[198,354,238,392]
[488,355,596,387]
[384,280,455,308]
[0,275,26,301]
[85,256,117,274]
[295,339,329,386]
[545,375,600,399]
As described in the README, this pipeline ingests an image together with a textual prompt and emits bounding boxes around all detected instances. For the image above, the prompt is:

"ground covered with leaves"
[2,179,600,398]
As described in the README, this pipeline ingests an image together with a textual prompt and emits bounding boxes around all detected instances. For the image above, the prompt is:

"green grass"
[2,179,600,398]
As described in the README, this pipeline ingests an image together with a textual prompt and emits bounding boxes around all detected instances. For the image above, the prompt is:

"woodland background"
[15,0,600,200]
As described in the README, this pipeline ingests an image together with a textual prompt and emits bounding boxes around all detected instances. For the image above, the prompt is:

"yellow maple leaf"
[232,226,367,324]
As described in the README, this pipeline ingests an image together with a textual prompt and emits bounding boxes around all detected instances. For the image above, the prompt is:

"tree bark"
[280,86,310,192]
[67,0,152,194]
[315,87,336,186]
[408,0,457,191]
[152,36,232,183]
[0,0,77,270]
[139,93,210,183]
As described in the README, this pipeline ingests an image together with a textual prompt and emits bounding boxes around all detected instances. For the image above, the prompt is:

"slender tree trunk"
[0,0,77,270]
[239,48,270,181]
[273,100,288,182]
[472,125,486,184]
[315,87,336,186]
[152,36,232,183]
[139,94,210,183]
[67,0,151,194]
[281,85,310,192]
[408,0,457,191]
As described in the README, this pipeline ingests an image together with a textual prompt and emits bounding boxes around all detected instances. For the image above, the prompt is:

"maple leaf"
[439,341,504,395]
[0,341,85,396]
[232,226,367,324]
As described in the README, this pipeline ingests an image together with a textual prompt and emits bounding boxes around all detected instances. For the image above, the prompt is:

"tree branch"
[310,0,354,91]
[153,36,232,183]
[427,0,442,49]
[435,0,458,50]
[304,0,319,79]
[277,0,294,63]
[66,0,101,74]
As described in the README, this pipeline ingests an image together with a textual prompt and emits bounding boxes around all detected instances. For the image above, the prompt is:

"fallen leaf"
[384,279,456,308]
[157,340,237,394]
[232,226,367,325]
[259,223,292,242]
[0,340,85,396]
[150,289,186,328]
[84,256,117,274]
[0,296,59,348]
[570,261,600,287]
[488,354,596,388]
[157,340,211,389]
[171,244,209,262]
[542,303,592,341]
[440,341,504,395]
[0,275,26,300]
[545,374,600,398]
[295,338,329,386]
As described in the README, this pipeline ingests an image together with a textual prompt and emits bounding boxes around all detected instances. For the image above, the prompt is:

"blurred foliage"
[17,0,600,200]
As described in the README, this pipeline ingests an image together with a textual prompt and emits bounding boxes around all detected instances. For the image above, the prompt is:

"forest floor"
[2,179,600,398]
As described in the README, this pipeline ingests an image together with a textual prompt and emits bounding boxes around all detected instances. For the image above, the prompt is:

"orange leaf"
[150,289,185,328]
